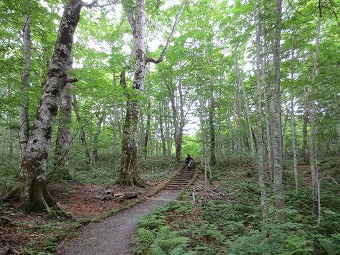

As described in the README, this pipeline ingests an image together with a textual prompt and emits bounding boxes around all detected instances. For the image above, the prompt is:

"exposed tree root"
[115,174,147,188]
[2,186,71,220]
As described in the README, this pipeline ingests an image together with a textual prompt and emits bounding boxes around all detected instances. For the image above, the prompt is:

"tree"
[254,0,268,223]
[272,0,285,221]
[310,0,322,213]
[117,0,188,187]
[290,33,299,193]
[3,0,98,215]
[19,0,31,172]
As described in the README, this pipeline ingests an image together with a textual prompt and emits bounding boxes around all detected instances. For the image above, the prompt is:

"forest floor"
[0,176,171,254]
[1,156,339,254]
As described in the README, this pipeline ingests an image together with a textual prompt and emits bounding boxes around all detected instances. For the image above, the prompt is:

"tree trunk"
[242,80,255,157]
[165,106,172,155]
[223,71,233,160]
[302,86,309,162]
[209,96,216,165]
[144,86,151,158]
[169,84,179,159]
[264,73,274,179]
[254,0,268,223]
[5,0,86,215]
[310,2,322,213]
[111,99,119,158]
[117,98,146,187]
[159,102,167,155]
[19,0,31,178]
[175,78,185,162]
[234,48,245,156]
[207,75,216,165]
[73,94,91,164]
[272,0,285,221]
[290,33,299,193]
[118,0,147,187]
[92,112,105,163]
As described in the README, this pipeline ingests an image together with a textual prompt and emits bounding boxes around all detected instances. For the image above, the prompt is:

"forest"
[0,0,339,254]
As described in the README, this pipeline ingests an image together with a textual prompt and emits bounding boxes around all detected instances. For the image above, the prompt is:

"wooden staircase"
[164,169,195,190]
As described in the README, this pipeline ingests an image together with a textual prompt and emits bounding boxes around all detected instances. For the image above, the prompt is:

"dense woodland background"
[0,0,339,254]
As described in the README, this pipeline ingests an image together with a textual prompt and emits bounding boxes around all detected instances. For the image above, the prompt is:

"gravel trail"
[57,189,181,255]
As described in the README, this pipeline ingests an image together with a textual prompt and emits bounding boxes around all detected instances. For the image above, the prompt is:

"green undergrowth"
[133,159,340,255]
[50,155,178,185]
[0,156,20,194]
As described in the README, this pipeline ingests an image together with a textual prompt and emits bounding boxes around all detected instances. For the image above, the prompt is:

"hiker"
[185,154,194,167]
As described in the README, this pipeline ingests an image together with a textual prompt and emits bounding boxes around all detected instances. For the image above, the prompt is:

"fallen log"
[123,192,138,199]
[97,191,138,200]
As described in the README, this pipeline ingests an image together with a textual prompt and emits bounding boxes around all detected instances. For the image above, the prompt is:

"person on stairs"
[185,154,194,168]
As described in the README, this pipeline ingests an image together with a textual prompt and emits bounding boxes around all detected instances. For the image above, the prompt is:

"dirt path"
[56,189,182,255]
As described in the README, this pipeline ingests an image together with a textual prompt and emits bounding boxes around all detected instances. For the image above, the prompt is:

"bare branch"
[93,0,121,8]
[146,0,189,64]
[67,77,78,83]
[81,0,99,8]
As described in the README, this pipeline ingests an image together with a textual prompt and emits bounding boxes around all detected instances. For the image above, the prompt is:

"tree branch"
[146,0,189,64]
[81,0,99,8]
[67,77,78,83]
